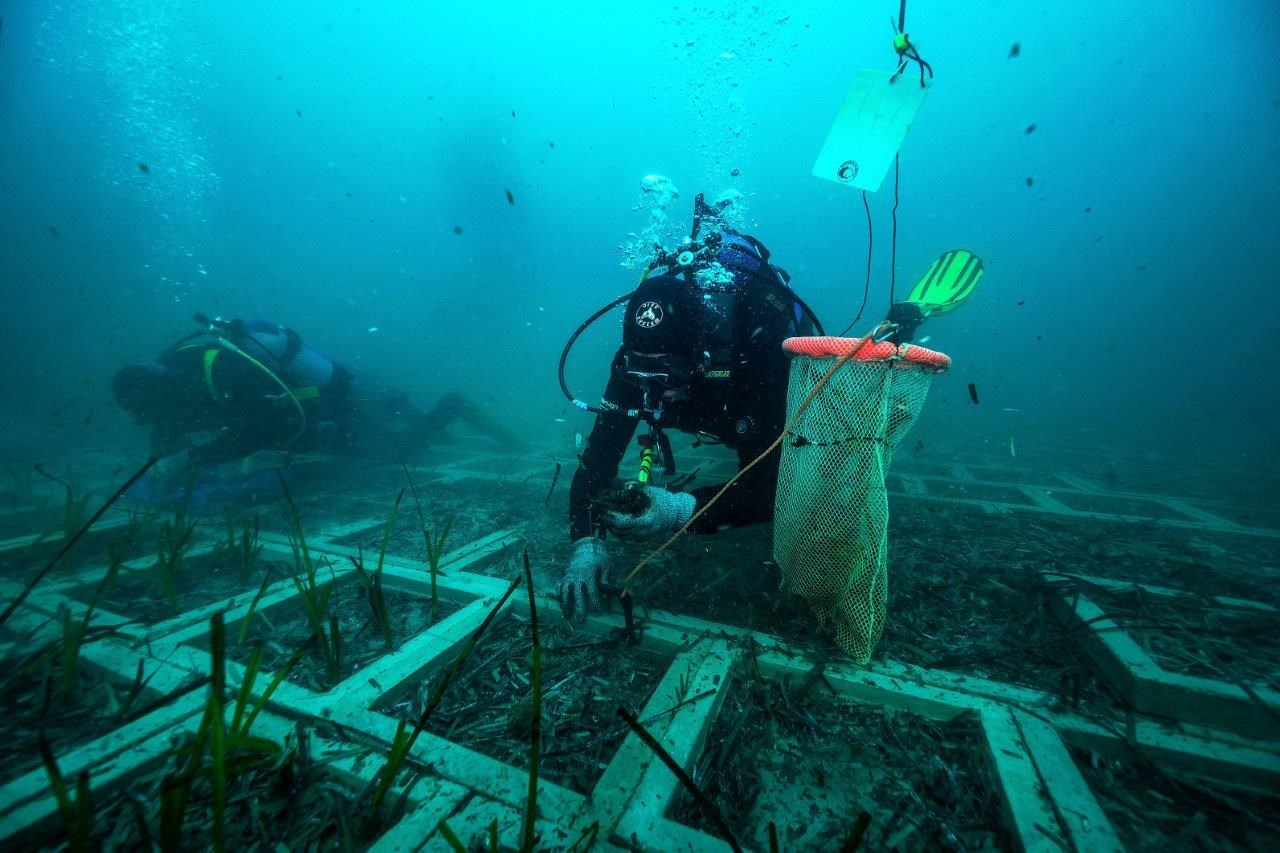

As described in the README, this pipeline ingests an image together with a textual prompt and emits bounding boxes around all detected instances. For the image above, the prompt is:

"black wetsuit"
[568,334,792,541]
[149,342,357,465]
[145,339,521,466]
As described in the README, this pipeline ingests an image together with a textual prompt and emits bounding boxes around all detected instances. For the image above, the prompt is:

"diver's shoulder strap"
[193,339,311,446]
[190,340,318,404]
[202,348,222,399]
[738,233,771,263]
[281,326,303,364]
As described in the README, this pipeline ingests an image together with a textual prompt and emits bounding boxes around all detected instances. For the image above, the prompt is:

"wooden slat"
[611,640,739,846]
[0,692,204,848]
[1011,709,1122,851]
[979,705,1069,852]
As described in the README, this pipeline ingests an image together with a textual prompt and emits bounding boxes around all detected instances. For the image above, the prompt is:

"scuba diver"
[113,315,524,492]
[556,195,983,620]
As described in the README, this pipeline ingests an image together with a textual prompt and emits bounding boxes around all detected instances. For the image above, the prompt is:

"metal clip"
[873,323,899,343]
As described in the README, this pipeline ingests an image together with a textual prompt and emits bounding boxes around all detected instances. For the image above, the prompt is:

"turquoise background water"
[1,1,1276,465]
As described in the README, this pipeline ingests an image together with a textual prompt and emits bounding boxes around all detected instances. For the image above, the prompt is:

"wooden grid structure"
[1042,571,1280,742]
[401,443,1277,539]
[1,444,1277,850]
[5,441,1273,540]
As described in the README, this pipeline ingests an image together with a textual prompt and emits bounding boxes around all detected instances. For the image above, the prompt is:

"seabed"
[1,433,1277,850]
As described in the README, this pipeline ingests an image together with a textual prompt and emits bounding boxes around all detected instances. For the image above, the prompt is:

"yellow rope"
[620,324,888,592]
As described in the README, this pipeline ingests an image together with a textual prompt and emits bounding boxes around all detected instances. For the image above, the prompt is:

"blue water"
[2,4,1279,848]
[2,1,1277,465]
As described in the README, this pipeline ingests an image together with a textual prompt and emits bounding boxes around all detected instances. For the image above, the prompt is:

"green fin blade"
[907,249,984,315]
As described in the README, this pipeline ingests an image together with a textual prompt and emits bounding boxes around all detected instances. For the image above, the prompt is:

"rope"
[619,323,889,591]
[837,191,875,337]
[888,153,901,306]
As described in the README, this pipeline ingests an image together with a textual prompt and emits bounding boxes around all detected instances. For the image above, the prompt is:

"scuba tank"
[188,315,335,389]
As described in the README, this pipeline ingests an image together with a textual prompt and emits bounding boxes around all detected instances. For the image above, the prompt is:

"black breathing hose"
[557,292,633,416]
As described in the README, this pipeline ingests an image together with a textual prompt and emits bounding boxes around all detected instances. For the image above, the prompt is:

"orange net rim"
[782,336,951,371]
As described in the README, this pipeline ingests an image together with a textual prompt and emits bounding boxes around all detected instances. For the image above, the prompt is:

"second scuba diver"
[557,195,983,620]
[113,316,524,493]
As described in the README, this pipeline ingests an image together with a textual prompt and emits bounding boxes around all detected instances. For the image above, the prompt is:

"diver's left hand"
[603,486,696,540]
[151,449,194,488]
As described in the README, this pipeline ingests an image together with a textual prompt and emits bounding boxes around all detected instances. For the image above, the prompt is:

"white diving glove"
[558,537,610,622]
[603,486,696,541]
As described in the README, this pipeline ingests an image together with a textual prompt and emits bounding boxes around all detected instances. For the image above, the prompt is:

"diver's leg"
[408,391,526,451]
[455,394,527,450]
[885,302,926,344]
[342,375,428,460]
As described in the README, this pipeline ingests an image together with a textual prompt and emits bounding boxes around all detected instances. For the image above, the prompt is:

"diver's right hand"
[558,537,610,622]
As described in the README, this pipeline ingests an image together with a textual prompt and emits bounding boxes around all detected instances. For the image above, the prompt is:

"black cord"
[879,1,921,321]
[889,0,933,89]
[888,153,901,307]
[892,45,933,86]
[558,292,632,413]
[906,46,933,86]
[838,190,875,336]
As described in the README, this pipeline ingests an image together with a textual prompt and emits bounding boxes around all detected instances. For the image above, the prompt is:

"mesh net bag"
[773,336,950,662]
